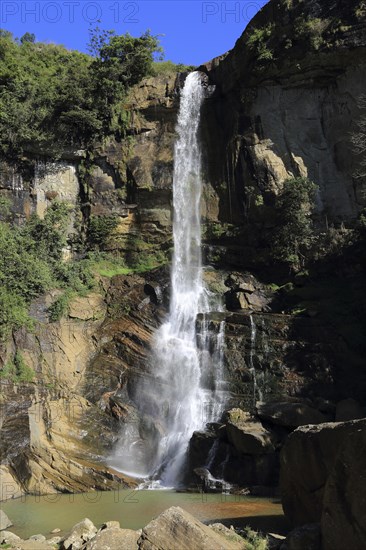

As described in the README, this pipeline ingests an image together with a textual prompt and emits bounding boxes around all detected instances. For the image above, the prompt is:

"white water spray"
[110,72,227,486]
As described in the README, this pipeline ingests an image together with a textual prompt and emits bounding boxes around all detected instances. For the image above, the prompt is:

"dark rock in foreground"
[280,418,366,550]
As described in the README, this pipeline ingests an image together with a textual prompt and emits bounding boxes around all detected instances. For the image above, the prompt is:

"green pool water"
[1,490,288,540]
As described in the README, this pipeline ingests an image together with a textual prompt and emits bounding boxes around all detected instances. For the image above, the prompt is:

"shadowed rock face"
[280,418,366,550]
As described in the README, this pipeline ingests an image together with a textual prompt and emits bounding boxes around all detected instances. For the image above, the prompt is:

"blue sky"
[0,1,268,65]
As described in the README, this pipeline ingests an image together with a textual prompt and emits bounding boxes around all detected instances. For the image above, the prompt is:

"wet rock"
[62,518,97,550]
[85,526,139,550]
[0,510,13,530]
[256,401,328,428]
[280,524,321,550]
[335,398,365,421]
[225,408,276,454]
[138,506,245,549]
[50,528,61,534]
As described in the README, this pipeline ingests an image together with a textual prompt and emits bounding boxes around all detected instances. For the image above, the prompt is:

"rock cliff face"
[1,0,366,500]
[201,0,366,229]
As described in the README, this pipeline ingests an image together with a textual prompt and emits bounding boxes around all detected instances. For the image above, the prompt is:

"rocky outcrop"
[138,506,245,550]
[0,277,163,497]
[256,401,328,429]
[62,518,97,550]
[225,408,277,454]
[187,408,280,489]
[0,510,12,530]
[202,0,366,226]
[280,418,366,550]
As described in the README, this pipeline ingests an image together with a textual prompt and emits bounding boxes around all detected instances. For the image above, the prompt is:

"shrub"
[88,215,119,250]
[247,24,275,61]
[14,351,35,382]
[0,352,35,383]
[0,288,33,341]
[47,293,71,322]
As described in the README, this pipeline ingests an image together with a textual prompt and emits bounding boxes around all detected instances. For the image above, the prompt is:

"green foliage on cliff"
[271,177,317,271]
[0,201,94,337]
[88,215,119,249]
[247,24,275,61]
[0,351,35,383]
[0,28,161,164]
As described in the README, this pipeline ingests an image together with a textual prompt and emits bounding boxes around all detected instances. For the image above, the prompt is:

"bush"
[0,352,35,383]
[88,215,119,249]
[47,293,71,322]
[0,289,32,340]
[247,24,275,61]
[14,351,35,382]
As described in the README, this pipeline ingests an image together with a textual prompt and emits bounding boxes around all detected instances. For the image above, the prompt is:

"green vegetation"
[0,201,95,337]
[247,24,275,61]
[152,60,195,75]
[238,527,268,550]
[0,28,161,165]
[294,16,330,50]
[270,177,317,271]
[88,215,120,250]
[0,351,35,384]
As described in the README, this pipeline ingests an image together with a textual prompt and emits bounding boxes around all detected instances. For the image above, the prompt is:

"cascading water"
[249,314,263,404]
[110,72,226,487]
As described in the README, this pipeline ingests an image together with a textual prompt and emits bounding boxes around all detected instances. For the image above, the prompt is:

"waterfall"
[109,72,226,487]
[249,314,263,404]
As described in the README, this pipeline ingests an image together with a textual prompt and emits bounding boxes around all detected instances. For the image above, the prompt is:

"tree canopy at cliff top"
[0,28,162,163]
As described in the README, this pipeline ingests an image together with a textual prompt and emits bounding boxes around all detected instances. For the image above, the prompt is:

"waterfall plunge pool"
[2,490,288,540]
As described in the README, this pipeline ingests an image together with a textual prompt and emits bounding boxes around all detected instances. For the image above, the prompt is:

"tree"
[20,32,35,44]
[270,177,317,271]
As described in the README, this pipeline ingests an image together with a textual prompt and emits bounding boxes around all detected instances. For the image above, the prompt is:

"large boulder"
[321,422,366,550]
[0,465,24,501]
[138,506,245,549]
[280,419,366,550]
[226,409,277,454]
[61,518,97,550]
[257,401,328,429]
[335,398,365,422]
[85,525,139,549]
[0,510,13,530]
[280,524,321,550]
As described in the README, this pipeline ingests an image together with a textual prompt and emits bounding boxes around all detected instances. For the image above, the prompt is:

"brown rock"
[226,408,276,455]
[0,510,12,531]
[85,527,139,550]
[62,518,97,549]
[68,293,106,321]
[0,465,25,501]
[138,506,245,549]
